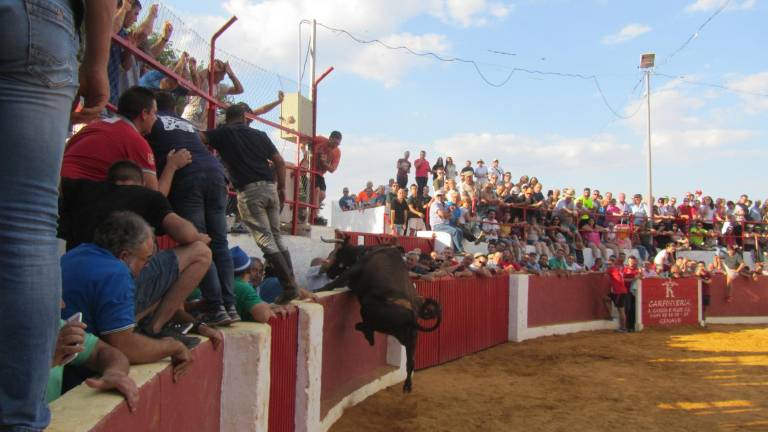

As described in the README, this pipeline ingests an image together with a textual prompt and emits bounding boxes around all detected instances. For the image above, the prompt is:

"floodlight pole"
[640,52,655,227]
[645,68,653,219]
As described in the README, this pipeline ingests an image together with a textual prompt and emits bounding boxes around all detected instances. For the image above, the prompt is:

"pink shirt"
[414,158,430,177]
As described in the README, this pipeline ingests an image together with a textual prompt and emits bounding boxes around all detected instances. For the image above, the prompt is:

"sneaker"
[225,305,242,324]
[141,325,200,349]
[165,321,194,335]
[196,306,232,327]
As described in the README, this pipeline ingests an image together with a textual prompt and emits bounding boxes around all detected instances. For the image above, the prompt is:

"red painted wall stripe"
[91,341,222,432]
[527,273,611,327]
[706,274,768,317]
[415,281,441,369]
[269,310,299,432]
[319,292,390,419]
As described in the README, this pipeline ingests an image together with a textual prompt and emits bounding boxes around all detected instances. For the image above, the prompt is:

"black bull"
[317,238,441,393]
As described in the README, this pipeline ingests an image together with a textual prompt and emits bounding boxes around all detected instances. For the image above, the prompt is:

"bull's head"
[320,234,356,279]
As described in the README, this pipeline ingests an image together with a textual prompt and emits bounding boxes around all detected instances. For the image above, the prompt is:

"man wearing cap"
[413,150,431,194]
[430,189,464,253]
[555,189,578,228]
[230,246,281,323]
[474,160,488,187]
[200,103,299,305]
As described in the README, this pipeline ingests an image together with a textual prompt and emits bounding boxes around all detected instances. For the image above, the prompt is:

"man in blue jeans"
[429,189,464,253]
[147,91,237,324]
[0,0,114,430]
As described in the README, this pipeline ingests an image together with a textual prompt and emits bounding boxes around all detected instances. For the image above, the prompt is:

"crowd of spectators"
[339,151,768,264]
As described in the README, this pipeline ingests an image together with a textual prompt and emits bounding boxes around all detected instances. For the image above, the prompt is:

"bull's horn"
[320,236,344,244]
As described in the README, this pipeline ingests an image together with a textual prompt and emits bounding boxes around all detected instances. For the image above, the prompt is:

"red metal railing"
[109,21,328,235]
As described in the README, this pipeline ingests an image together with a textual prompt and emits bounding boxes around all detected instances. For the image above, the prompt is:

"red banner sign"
[640,278,700,328]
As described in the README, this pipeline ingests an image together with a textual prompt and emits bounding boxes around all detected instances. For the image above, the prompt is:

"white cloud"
[173,0,511,88]
[685,0,756,13]
[621,78,760,160]
[432,132,633,172]
[345,33,450,87]
[727,71,768,113]
[601,23,652,45]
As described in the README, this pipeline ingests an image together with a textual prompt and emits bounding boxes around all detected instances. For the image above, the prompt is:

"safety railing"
[107,8,332,235]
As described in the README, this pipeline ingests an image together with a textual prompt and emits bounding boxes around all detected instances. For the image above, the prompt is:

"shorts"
[314,174,327,192]
[610,293,627,308]
[702,294,711,307]
[135,249,179,314]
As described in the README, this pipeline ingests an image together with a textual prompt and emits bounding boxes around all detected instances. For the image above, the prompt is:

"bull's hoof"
[355,322,375,346]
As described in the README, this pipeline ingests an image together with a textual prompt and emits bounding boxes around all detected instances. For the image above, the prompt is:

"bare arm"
[162,213,207,245]
[83,340,138,412]
[251,91,284,116]
[249,303,275,323]
[149,21,173,58]
[72,0,116,124]
[224,62,244,95]
[157,149,192,196]
[101,329,185,365]
[112,0,131,33]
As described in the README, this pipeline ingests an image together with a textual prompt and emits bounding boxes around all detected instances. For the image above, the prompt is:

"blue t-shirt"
[138,70,189,97]
[147,112,225,183]
[61,244,136,336]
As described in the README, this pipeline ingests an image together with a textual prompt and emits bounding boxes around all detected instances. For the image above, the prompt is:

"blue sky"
[159,0,767,215]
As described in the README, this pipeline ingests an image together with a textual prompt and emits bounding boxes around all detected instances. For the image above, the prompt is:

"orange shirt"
[313,136,341,176]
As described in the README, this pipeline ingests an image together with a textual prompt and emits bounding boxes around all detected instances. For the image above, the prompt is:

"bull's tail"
[414,298,441,332]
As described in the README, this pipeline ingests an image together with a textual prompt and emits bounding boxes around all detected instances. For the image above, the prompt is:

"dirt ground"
[331,325,768,432]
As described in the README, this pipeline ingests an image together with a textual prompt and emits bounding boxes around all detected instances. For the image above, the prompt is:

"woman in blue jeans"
[0,1,112,430]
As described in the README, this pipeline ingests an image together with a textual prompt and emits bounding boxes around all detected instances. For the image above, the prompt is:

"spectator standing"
[390,189,409,235]
[0,0,113,429]
[433,167,446,192]
[431,157,444,181]
[474,159,489,186]
[719,245,747,302]
[407,185,428,235]
[630,194,650,227]
[460,160,474,178]
[605,260,629,332]
[413,150,431,193]
[309,130,342,219]
[148,92,239,323]
[396,151,411,189]
[200,103,298,305]
[444,156,458,181]
[489,159,504,180]
[356,181,378,208]
[182,59,244,129]
[623,256,641,331]
[108,0,141,105]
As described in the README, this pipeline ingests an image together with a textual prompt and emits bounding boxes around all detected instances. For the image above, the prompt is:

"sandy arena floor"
[331,325,768,432]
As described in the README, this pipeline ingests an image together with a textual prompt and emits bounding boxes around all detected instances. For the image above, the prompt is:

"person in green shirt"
[574,187,595,223]
[49,316,137,411]
[688,221,708,250]
[548,249,570,275]
[230,246,288,322]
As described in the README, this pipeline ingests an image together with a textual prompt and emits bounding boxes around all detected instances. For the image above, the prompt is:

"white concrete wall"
[331,202,386,234]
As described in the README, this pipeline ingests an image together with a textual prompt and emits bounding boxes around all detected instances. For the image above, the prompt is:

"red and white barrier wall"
[49,274,767,431]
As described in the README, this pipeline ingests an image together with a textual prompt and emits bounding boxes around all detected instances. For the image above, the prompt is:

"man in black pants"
[201,103,299,304]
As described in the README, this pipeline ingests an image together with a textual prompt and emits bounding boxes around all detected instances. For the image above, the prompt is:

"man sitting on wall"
[62,212,195,377]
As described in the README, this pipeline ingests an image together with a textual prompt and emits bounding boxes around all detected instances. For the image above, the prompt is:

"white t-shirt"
[182,81,233,129]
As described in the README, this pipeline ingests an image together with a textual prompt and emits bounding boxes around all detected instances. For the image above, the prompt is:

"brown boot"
[265,252,298,305]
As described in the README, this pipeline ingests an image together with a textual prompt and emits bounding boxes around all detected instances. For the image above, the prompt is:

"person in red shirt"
[62,87,161,190]
[309,131,341,221]
[604,258,629,332]
[413,150,431,195]
[622,256,642,332]
[676,198,696,231]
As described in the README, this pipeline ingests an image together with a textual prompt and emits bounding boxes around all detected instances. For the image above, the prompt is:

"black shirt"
[147,112,225,183]
[60,179,173,249]
[391,198,410,224]
[204,123,279,189]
